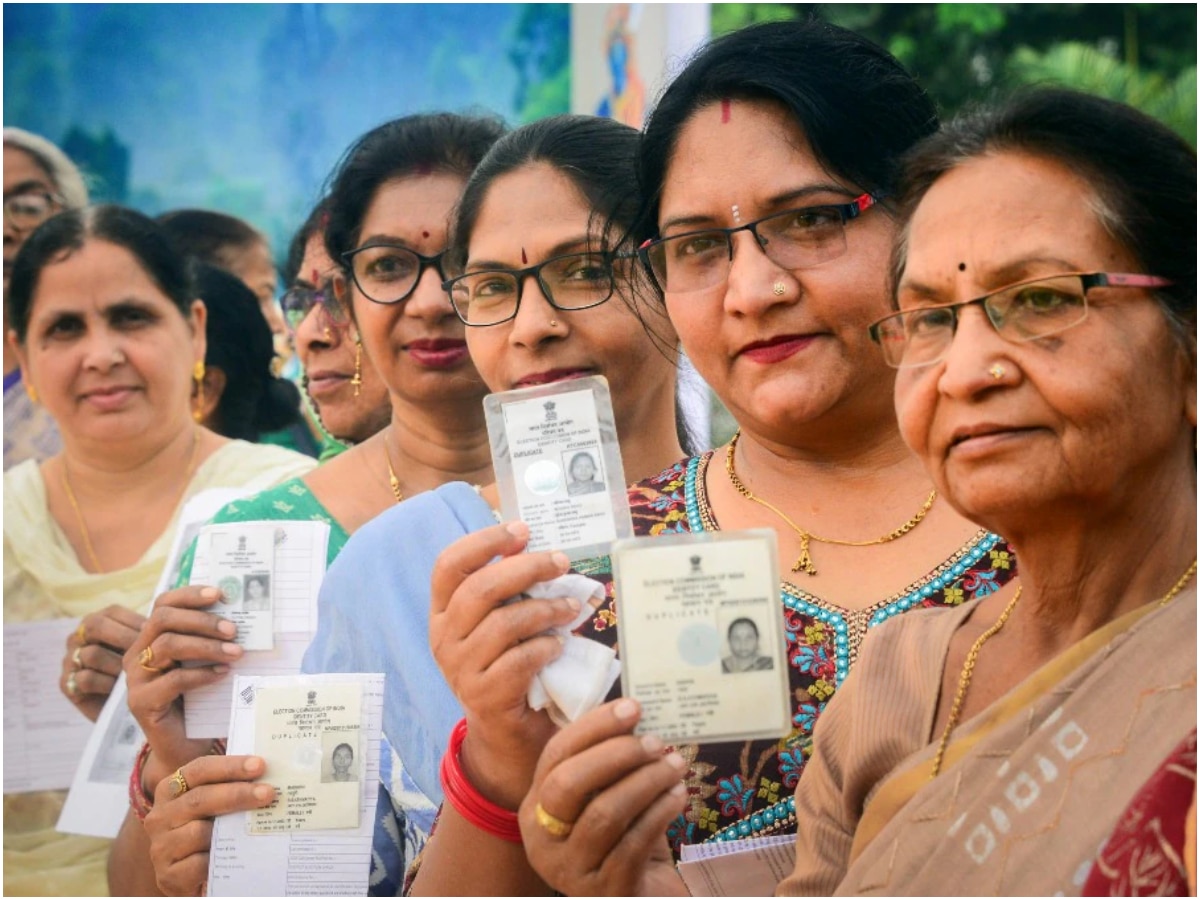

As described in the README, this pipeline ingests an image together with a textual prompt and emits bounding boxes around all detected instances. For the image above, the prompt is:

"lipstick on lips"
[513,368,594,388]
[406,338,469,369]
[739,334,816,364]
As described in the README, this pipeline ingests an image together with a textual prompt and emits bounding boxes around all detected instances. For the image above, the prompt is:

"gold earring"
[192,360,206,422]
[24,381,38,404]
[351,336,363,397]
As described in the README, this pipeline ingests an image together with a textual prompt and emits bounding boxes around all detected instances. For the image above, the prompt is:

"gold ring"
[167,768,189,798]
[534,801,574,838]
[75,623,86,643]
[66,672,79,697]
[138,646,166,673]
[72,646,84,670]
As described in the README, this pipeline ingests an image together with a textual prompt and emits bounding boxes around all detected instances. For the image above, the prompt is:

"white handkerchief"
[523,574,621,726]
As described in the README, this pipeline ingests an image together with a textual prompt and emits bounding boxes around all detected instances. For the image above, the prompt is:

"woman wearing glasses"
[109,113,505,895]
[408,22,1018,896]
[4,128,89,470]
[280,199,391,456]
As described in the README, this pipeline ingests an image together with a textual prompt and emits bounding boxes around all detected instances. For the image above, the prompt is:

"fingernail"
[614,698,639,720]
[253,784,274,801]
[217,620,236,637]
[212,664,230,675]
[564,596,581,613]
[640,733,664,754]
[665,751,687,771]
[670,782,686,797]
[221,642,242,656]
[505,521,530,541]
[550,551,569,573]
[244,757,264,774]
[200,587,222,601]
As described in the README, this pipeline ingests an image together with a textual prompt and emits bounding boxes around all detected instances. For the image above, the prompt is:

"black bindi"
[958,262,967,271]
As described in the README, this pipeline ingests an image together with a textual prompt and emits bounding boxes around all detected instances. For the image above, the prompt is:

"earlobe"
[190,298,208,361]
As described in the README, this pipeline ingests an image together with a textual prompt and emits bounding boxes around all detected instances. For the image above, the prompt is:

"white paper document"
[677,832,797,897]
[56,487,248,837]
[206,673,384,897]
[184,519,329,739]
[3,618,92,793]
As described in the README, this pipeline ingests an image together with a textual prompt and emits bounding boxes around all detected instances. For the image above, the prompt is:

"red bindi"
[720,98,731,123]
[422,231,430,239]
[521,247,528,264]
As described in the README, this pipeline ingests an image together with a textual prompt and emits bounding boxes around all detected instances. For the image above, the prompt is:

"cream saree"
[778,590,1196,896]
[3,440,314,897]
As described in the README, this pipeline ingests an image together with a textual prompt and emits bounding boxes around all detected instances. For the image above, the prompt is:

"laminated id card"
[613,530,791,744]
[484,375,633,560]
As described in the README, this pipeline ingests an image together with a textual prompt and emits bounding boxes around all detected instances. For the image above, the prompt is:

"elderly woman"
[2,205,314,896]
[3,127,89,469]
[775,88,1196,895]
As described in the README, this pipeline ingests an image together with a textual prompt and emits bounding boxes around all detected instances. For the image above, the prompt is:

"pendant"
[790,535,817,576]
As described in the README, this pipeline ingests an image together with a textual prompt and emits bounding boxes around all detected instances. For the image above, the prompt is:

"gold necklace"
[930,557,1197,779]
[724,429,937,575]
[61,427,202,574]
[382,432,404,504]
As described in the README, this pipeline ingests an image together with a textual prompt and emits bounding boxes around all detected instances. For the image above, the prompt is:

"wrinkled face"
[332,745,353,772]
[728,621,759,659]
[4,145,61,292]
[293,233,390,443]
[656,99,899,442]
[893,151,1196,532]
[462,163,677,435]
[12,239,205,448]
[347,174,487,408]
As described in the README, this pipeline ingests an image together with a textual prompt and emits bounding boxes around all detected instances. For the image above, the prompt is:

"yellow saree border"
[848,599,1160,864]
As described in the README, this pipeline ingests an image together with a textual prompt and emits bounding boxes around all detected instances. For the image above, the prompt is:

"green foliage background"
[712,3,1196,144]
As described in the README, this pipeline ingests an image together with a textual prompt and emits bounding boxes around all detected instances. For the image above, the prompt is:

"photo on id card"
[612,530,791,745]
[205,525,276,650]
[484,374,632,561]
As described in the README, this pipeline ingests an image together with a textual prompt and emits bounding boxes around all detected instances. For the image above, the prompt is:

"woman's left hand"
[61,604,147,721]
[519,698,690,896]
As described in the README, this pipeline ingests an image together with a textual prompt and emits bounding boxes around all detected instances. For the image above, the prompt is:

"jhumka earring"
[192,360,206,422]
[351,336,363,397]
[24,381,38,404]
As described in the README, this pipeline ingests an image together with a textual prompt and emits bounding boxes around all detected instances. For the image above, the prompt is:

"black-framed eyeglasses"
[442,249,630,327]
[869,271,1174,369]
[341,243,448,305]
[3,190,63,232]
[637,192,882,294]
[280,279,348,334]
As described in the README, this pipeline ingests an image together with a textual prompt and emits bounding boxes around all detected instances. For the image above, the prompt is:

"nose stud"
[112,349,126,365]
[548,320,559,328]
[772,282,786,297]
[989,363,1006,380]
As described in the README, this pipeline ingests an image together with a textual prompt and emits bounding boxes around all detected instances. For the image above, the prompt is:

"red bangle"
[129,741,154,822]
[439,719,523,843]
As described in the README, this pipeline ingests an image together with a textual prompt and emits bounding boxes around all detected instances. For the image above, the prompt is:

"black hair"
[448,114,643,272]
[332,743,354,759]
[727,617,759,641]
[893,88,1197,354]
[283,198,331,287]
[195,262,303,440]
[632,19,939,247]
[8,205,194,343]
[322,112,508,266]
[156,209,267,271]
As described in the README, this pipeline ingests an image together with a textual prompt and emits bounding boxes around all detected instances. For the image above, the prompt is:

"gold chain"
[929,586,1021,779]
[930,556,1197,779]
[383,431,404,504]
[724,429,937,575]
[61,427,201,574]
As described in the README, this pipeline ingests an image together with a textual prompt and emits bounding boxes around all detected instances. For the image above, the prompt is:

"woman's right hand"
[125,586,244,785]
[144,754,276,896]
[429,520,581,809]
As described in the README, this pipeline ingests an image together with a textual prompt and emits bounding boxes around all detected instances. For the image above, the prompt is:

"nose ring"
[772,282,786,296]
[989,363,1006,380]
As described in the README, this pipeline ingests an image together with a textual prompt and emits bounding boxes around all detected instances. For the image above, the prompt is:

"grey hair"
[3,127,89,209]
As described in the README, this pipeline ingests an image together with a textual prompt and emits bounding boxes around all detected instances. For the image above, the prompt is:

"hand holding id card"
[613,530,791,744]
[484,375,633,561]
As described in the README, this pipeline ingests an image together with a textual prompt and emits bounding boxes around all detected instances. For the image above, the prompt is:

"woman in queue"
[406,21,1020,895]
[107,112,505,895]
[2,205,314,896]
[279,199,391,456]
[136,112,687,896]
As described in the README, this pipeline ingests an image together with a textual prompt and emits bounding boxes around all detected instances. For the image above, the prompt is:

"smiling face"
[12,238,204,449]
[893,151,1196,533]
[293,233,390,443]
[347,174,486,409]
[461,162,677,436]
[656,99,899,443]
